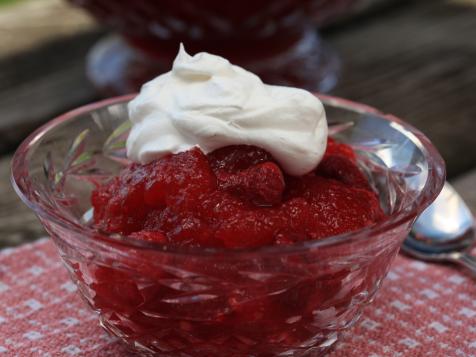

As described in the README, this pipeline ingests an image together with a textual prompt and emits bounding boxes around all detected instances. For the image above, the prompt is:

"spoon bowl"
[402,182,476,274]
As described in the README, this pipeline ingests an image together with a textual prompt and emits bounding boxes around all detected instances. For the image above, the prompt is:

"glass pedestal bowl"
[68,0,359,95]
[11,95,444,356]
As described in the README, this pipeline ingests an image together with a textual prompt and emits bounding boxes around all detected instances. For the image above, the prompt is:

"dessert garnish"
[127,44,327,176]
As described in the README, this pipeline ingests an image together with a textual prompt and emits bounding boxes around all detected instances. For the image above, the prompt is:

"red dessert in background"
[92,138,384,248]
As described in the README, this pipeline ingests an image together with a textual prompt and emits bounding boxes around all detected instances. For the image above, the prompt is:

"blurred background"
[1,0,475,247]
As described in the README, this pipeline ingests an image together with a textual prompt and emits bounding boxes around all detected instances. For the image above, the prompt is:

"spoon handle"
[454,252,476,275]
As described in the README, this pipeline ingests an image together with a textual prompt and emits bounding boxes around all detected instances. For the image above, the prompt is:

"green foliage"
[0,0,21,6]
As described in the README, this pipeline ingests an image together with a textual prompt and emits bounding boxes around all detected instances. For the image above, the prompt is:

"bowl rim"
[11,94,446,256]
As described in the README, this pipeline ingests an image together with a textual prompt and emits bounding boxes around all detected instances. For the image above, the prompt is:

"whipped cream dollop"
[126,45,327,176]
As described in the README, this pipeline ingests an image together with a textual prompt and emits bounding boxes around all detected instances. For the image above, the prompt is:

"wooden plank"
[0,0,103,153]
[0,0,94,58]
[451,169,476,214]
[0,156,46,248]
[329,0,476,178]
[0,30,102,153]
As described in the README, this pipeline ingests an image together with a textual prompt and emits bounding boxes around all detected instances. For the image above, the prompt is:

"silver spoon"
[401,182,476,274]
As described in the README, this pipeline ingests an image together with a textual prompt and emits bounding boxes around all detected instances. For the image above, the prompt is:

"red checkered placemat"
[0,238,475,357]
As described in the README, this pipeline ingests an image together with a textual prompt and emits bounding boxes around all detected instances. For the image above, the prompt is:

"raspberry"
[144,148,216,210]
[217,162,285,206]
[316,154,371,189]
[207,145,275,173]
[325,137,356,160]
[92,164,148,234]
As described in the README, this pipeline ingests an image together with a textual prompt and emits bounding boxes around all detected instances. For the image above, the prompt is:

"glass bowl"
[11,95,445,357]
[67,0,361,94]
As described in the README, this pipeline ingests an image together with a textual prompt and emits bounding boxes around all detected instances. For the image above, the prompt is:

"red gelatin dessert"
[87,137,386,356]
[92,138,384,248]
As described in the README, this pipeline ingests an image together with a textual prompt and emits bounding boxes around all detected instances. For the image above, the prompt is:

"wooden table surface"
[1,0,476,248]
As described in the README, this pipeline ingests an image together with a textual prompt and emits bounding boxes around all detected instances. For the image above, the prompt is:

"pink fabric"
[0,238,475,357]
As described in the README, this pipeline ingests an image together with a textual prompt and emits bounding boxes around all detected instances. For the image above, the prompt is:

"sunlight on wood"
[0,0,95,57]
[450,0,476,6]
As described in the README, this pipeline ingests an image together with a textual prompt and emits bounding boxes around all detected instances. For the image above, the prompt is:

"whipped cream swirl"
[126,45,327,176]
